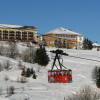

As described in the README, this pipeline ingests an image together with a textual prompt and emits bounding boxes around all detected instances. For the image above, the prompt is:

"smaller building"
[0,24,38,42]
[43,27,83,49]
[93,43,100,51]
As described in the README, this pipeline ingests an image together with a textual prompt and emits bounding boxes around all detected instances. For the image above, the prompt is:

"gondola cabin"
[48,69,72,83]
[48,49,72,83]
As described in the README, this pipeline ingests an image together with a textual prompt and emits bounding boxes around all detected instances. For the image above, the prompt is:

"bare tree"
[0,87,2,95]
[8,41,18,58]
[4,60,11,70]
[21,47,36,63]
[7,86,15,96]
[17,76,27,83]
[0,63,3,71]
[0,44,4,55]
[4,75,9,81]
[18,60,24,70]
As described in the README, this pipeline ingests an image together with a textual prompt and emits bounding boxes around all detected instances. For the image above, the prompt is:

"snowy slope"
[0,48,100,100]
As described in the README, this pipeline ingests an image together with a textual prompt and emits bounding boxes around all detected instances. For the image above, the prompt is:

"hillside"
[0,47,100,100]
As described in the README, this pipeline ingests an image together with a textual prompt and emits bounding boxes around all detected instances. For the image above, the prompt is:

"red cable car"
[48,49,72,83]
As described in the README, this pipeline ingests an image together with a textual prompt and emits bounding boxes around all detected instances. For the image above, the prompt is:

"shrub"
[18,76,27,83]
[0,87,2,95]
[92,66,100,88]
[21,67,37,79]
[65,86,100,100]
[18,60,24,70]
[4,75,9,81]
[25,68,31,77]
[0,63,3,72]
[7,41,18,58]
[0,44,5,55]
[4,60,11,70]
[21,47,36,63]
[7,86,15,96]
[21,67,26,76]
[32,72,37,79]
[32,74,37,79]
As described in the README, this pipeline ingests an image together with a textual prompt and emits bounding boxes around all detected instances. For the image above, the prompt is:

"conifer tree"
[26,68,31,77]
[32,70,37,79]
[30,68,33,74]
[34,47,49,66]
[83,38,93,50]
[33,73,37,79]
[21,68,26,76]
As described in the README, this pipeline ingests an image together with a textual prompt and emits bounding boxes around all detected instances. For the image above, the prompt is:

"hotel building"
[0,24,38,42]
[43,27,83,49]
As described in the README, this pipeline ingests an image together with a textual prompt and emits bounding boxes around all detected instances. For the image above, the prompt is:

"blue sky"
[0,0,100,42]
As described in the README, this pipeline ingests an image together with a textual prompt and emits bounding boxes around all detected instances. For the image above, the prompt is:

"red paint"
[48,69,72,83]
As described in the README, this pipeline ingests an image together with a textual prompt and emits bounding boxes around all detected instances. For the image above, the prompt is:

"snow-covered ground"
[0,47,100,100]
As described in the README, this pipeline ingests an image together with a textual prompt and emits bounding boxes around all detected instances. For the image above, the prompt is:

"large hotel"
[0,24,38,42]
[43,27,83,49]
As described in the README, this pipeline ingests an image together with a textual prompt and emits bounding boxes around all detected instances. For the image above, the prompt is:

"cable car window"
[63,72,66,75]
[67,70,72,75]
[69,71,72,75]
[54,72,56,76]
[64,71,68,75]
[48,72,51,76]
[59,72,63,76]
[61,71,64,75]
[52,72,55,76]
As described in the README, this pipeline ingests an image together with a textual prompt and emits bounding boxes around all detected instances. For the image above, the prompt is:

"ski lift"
[48,49,72,83]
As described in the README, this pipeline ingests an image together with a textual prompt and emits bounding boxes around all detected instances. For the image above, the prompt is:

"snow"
[0,97,10,100]
[46,27,81,35]
[0,46,100,100]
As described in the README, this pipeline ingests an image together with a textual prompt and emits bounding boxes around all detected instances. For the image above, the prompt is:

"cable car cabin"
[48,69,72,83]
[48,49,72,83]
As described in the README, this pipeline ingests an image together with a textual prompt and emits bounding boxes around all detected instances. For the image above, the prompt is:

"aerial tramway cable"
[49,49,100,63]
[68,55,100,63]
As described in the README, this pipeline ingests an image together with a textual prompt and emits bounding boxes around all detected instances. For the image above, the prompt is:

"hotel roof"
[0,24,37,29]
[46,27,81,35]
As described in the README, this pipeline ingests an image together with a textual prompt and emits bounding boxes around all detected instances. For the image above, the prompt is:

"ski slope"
[0,48,100,100]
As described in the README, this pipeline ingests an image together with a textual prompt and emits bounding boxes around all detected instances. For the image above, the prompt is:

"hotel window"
[0,30,2,39]
[0,30,1,32]
[16,31,21,40]
[3,30,8,33]
[9,31,15,33]
[22,32,27,40]
[9,31,15,36]
[28,32,33,40]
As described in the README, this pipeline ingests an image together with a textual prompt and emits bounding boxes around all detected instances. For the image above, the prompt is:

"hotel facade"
[0,24,38,42]
[43,27,83,49]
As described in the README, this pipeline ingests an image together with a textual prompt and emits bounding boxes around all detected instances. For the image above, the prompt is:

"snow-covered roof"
[0,24,37,29]
[0,24,22,28]
[46,27,81,35]
[93,43,100,46]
